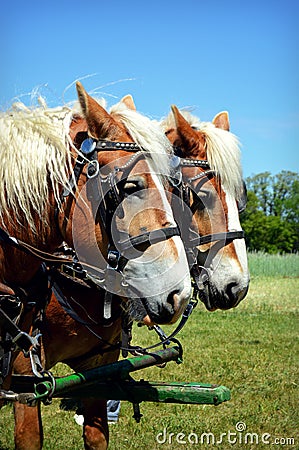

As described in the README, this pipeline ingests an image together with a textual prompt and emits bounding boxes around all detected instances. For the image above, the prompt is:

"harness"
[170,150,246,297]
[49,142,247,356]
[0,136,247,388]
[0,136,184,386]
[0,265,51,384]
[60,138,181,316]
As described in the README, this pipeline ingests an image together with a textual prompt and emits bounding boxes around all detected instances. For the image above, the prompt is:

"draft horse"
[1,83,192,449]
[161,106,249,311]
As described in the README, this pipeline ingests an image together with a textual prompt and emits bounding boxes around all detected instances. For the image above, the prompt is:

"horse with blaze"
[1,83,191,449]
[161,105,249,311]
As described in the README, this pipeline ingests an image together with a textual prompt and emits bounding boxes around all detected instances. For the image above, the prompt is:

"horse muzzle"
[199,281,249,311]
[129,283,190,326]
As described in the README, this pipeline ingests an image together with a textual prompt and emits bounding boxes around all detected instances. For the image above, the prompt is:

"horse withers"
[161,106,249,311]
[10,84,191,450]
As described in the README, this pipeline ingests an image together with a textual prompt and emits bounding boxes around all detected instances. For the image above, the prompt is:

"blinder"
[237,180,247,214]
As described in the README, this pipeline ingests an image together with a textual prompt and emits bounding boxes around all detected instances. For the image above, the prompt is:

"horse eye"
[195,189,215,207]
[120,178,146,196]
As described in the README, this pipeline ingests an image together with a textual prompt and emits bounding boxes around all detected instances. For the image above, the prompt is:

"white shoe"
[74,414,84,426]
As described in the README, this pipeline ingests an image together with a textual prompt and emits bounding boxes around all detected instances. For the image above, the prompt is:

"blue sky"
[1,0,298,178]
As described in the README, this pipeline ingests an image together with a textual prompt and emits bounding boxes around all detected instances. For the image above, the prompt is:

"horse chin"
[128,296,177,326]
[199,283,248,311]
[198,288,218,312]
[127,297,149,323]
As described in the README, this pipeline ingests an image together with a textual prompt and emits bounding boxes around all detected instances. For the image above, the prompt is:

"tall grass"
[248,251,299,277]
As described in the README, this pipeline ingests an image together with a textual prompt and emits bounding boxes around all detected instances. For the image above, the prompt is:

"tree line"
[240,170,299,253]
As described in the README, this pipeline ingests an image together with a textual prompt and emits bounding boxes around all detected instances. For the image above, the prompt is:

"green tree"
[246,172,272,214]
[241,171,299,253]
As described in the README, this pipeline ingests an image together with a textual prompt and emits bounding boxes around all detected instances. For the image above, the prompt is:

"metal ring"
[87,160,100,179]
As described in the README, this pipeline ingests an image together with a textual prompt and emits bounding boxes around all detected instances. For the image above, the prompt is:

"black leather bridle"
[169,151,246,294]
[0,137,184,377]
[67,137,181,274]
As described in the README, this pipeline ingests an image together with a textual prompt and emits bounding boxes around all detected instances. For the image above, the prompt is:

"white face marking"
[149,170,186,264]
[224,187,249,274]
[150,171,176,226]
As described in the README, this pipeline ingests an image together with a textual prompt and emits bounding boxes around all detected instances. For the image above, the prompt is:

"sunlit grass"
[0,256,298,449]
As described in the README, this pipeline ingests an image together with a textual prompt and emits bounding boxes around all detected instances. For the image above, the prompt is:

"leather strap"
[189,230,245,246]
[119,226,181,252]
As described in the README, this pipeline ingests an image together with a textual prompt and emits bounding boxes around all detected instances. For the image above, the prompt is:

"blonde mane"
[161,110,243,199]
[109,100,173,178]
[0,97,173,233]
[0,102,74,232]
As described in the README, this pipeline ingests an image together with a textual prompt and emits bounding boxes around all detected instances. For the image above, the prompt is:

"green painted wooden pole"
[9,346,230,407]
[48,379,231,406]
[34,346,182,400]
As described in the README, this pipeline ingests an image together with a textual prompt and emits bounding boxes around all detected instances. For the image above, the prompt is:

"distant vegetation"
[241,170,299,253]
[248,251,299,277]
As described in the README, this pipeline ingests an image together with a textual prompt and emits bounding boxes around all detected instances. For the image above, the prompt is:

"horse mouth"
[128,295,177,326]
[197,287,217,311]
[142,296,176,325]
[198,283,249,311]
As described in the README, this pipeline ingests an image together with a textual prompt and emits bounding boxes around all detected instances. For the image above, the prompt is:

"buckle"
[12,331,39,354]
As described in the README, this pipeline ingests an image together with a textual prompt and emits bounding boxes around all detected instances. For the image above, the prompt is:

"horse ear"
[120,94,136,111]
[212,111,230,131]
[171,105,200,154]
[76,81,118,139]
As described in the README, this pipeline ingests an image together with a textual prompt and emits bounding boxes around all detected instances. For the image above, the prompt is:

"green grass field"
[0,253,298,449]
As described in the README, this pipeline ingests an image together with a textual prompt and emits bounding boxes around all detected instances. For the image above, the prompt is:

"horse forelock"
[109,102,173,180]
[161,110,243,200]
[0,102,74,232]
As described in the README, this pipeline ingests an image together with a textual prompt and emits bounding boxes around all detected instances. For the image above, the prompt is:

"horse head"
[64,83,191,325]
[162,106,249,311]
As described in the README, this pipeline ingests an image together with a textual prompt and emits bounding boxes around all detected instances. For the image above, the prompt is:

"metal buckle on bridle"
[87,160,100,179]
[103,247,123,321]
[169,155,182,187]
[182,297,198,319]
[107,248,121,270]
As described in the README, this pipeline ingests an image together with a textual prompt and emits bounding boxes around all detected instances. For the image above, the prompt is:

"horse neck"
[0,204,63,286]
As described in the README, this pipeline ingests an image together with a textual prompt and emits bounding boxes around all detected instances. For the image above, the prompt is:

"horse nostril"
[167,291,180,313]
[226,282,247,305]
[226,282,239,301]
